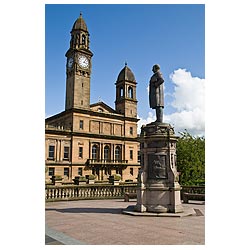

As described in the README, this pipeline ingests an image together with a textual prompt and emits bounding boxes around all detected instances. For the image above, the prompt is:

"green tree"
[176,130,205,186]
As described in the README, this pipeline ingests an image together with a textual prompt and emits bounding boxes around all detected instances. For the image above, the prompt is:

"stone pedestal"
[135,122,183,213]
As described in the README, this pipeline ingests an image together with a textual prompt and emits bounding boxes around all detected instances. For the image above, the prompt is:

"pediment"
[90,101,117,114]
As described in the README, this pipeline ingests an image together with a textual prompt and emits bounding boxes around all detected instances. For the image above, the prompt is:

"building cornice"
[45,129,139,142]
[45,108,139,123]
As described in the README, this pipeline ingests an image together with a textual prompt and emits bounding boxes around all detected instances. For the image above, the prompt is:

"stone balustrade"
[87,159,128,165]
[181,185,205,194]
[181,185,205,201]
[45,124,72,131]
[45,184,205,202]
[45,183,137,202]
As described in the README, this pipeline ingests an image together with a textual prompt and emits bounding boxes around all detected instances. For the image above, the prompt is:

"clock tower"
[65,13,93,110]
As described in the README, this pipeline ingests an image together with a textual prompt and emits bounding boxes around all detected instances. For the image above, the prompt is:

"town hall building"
[45,13,140,183]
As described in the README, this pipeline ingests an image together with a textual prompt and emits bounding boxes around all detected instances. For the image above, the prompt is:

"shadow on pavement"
[45,234,64,245]
[46,207,123,214]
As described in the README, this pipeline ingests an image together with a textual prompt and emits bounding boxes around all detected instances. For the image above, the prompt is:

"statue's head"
[152,64,160,73]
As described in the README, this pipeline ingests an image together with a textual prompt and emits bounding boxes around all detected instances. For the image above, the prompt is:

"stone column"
[135,122,183,213]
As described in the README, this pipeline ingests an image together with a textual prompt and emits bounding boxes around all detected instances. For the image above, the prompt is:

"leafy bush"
[86,174,96,180]
[79,176,87,182]
[52,175,63,180]
[109,174,121,181]
[74,176,86,182]
[176,130,205,186]
[113,174,121,181]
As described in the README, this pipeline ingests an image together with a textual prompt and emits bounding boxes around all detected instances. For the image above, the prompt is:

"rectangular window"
[79,147,83,158]
[64,146,70,160]
[48,145,55,159]
[64,168,69,177]
[79,120,83,129]
[130,127,133,135]
[104,146,110,161]
[78,168,82,176]
[137,151,141,163]
[48,167,55,176]
[92,145,98,160]
[130,168,134,176]
[115,146,121,161]
[130,150,133,160]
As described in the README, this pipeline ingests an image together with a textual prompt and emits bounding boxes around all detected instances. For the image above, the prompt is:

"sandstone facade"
[45,14,140,183]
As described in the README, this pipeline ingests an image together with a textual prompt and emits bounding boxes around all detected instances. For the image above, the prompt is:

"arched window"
[115,146,121,161]
[104,145,110,161]
[92,145,99,160]
[82,35,85,45]
[120,87,124,97]
[128,86,133,98]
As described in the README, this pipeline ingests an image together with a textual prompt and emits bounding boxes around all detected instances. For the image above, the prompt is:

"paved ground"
[45,199,205,245]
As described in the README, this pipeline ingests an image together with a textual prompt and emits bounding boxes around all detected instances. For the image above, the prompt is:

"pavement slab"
[45,199,205,245]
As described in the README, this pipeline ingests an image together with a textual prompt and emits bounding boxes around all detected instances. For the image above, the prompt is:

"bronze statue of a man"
[149,64,164,123]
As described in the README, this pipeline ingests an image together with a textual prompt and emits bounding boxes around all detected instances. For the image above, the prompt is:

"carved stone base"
[136,122,183,214]
[147,204,168,213]
[168,204,184,213]
[134,204,147,212]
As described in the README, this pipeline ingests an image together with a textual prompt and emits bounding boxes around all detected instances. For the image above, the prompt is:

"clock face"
[78,55,89,68]
[67,57,74,68]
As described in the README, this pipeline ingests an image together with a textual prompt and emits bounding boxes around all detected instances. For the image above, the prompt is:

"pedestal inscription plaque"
[148,154,167,179]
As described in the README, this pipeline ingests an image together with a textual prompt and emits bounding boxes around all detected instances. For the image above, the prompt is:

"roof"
[90,101,117,114]
[116,64,136,83]
[72,12,88,31]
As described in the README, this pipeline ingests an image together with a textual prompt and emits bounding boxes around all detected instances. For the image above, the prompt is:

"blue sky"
[46,4,205,135]
[3,2,250,246]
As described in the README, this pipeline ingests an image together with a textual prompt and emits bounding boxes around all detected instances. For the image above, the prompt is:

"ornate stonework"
[148,154,167,179]
[135,122,183,213]
[141,122,175,136]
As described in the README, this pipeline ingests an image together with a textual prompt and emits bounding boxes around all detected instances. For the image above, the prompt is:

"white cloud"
[138,69,205,137]
[170,69,205,112]
[137,112,155,132]
[164,108,205,137]
[167,68,205,136]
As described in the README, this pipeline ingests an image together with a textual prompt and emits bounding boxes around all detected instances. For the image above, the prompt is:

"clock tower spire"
[65,13,93,111]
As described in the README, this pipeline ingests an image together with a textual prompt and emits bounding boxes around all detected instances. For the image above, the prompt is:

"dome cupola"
[116,63,136,83]
[72,12,88,31]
